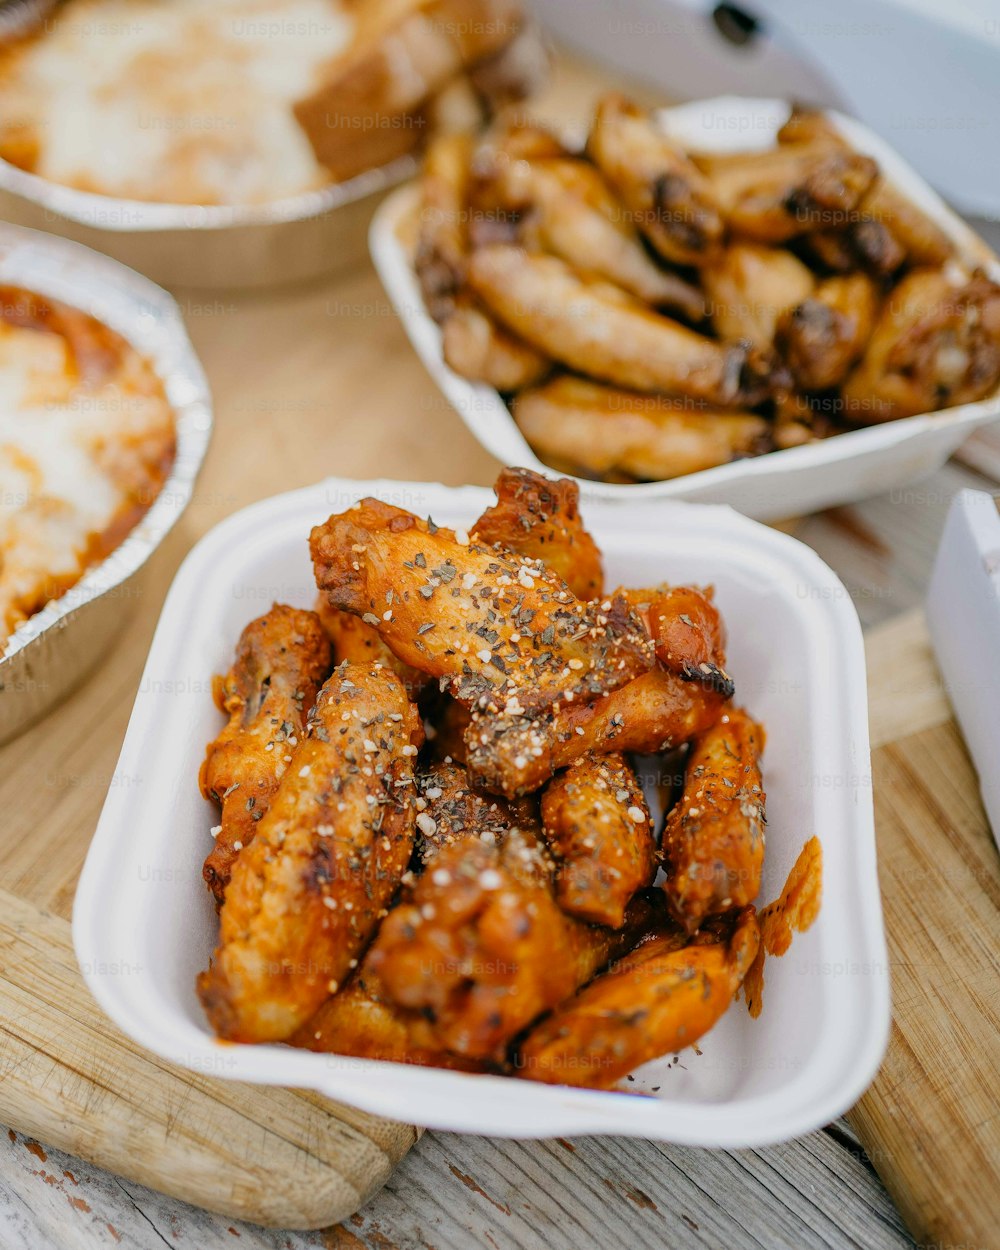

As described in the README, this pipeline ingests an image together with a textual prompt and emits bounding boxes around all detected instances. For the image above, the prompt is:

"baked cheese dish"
[0,285,175,650]
[0,0,534,206]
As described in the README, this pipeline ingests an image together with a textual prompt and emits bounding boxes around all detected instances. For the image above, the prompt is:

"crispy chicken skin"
[492,154,704,317]
[776,273,879,391]
[200,605,332,906]
[663,707,765,931]
[514,376,770,482]
[368,829,661,1059]
[842,269,1000,421]
[415,760,537,864]
[586,93,725,266]
[517,906,759,1088]
[471,466,604,600]
[541,753,657,927]
[313,593,430,702]
[466,665,728,797]
[197,662,422,1043]
[468,245,777,406]
[702,243,814,345]
[310,497,652,715]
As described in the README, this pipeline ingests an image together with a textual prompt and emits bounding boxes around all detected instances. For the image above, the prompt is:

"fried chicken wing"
[586,93,724,266]
[777,107,952,268]
[310,497,652,715]
[368,828,661,1058]
[841,268,1000,421]
[776,272,878,391]
[314,593,431,702]
[197,662,422,1043]
[415,759,536,864]
[466,665,729,797]
[493,155,705,317]
[644,584,734,699]
[698,143,877,244]
[199,605,332,906]
[513,375,770,482]
[541,753,656,927]
[663,707,765,931]
[290,957,490,1070]
[702,243,814,345]
[517,906,759,1088]
[468,245,776,405]
[471,466,603,600]
[441,296,550,390]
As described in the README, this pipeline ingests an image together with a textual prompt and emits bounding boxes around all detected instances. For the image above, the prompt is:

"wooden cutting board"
[849,609,1000,1249]
[0,606,993,1234]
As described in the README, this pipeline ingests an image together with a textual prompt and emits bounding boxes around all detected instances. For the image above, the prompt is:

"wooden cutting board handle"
[0,888,418,1229]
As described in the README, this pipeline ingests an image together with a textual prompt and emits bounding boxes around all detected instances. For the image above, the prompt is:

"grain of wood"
[0,889,418,1229]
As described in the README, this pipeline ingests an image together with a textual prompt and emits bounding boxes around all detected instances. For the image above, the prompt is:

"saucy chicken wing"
[467,245,777,406]
[368,828,661,1059]
[471,465,604,600]
[663,707,765,931]
[586,93,724,266]
[310,497,652,715]
[199,604,332,906]
[541,753,657,927]
[197,662,422,1043]
[517,906,759,1088]
[642,584,734,699]
[466,665,729,797]
[513,376,770,482]
[776,272,879,391]
[842,268,1000,421]
[702,243,814,345]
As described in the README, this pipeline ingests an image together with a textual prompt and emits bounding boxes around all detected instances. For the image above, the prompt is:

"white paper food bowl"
[74,477,888,1145]
[369,96,1000,522]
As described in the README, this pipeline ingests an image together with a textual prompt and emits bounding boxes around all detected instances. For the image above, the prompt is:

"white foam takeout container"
[370,96,1000,521]
[74,477,888,1145]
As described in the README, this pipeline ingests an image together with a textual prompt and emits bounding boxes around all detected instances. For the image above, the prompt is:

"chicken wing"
[777,107,952,268]
[513,375,770,482]
[466,665,729,798]
[776,272,878,391]
[441,296,550,390]
[697,143,877,244]
[642,584,734,699]
[702,243,814,345]
[200,605,332,906]
[471,466,603,600]
[310,497,652,715]
[468,246,777,405]
[492,155,705,317]
[290,956,490,1070]
[586,93,724,266]
[517,906,759,1088]
[663,706,765,931]
[314,593,431,702]
[415,759,536,865]
[841,268,1000,421]
[197,662,423,1043]
[541,753,657,927]
[368,827,661,1059]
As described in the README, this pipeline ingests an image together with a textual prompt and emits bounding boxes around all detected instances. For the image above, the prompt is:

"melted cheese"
[0,0,355,205]
[0,312,175,649]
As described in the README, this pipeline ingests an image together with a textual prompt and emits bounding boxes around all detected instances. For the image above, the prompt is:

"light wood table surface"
[2,46,1000,1250]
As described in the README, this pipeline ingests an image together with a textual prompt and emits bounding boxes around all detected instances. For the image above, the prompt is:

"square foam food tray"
[74,478,888,1145]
